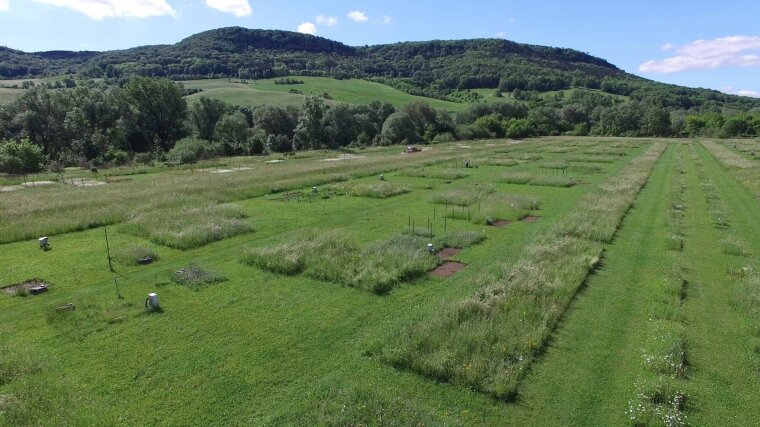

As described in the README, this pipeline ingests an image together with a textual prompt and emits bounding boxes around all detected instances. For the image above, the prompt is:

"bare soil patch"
[2,279,50,296]
[1,181,57,192]
[438,247,462,259]
[200,167,253,174]
[490,220,512,227]
[521,215,540,222]
[430,261,466,277]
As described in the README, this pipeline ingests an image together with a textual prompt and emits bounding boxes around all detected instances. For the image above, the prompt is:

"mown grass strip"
[627,145,688,426]
[378,142,666,399]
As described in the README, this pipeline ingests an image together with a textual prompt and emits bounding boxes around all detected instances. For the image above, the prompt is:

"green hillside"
[182,77,467,110]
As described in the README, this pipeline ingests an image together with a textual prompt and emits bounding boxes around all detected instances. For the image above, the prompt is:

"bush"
[105,148,129,166]
[0,138,45,174]
[166,138,217,165]
[432,132,457,144]
[133,152,154,165]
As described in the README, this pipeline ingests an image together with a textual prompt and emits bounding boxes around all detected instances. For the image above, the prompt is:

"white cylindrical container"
[148,293,159,308]
[427,243,434,253]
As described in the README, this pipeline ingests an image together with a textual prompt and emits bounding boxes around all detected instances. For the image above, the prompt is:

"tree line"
[1,76,759,174]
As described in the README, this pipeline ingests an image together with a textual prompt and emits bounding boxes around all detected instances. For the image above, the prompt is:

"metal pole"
[104,227,114,272]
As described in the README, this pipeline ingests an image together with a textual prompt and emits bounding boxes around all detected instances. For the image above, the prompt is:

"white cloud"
[640,36,760,74]
[379,15,391,25]
[205,0,251,17]
[315,14,337,26]
[661,43,674,51]
[496,32,507,38]
[297,22,317,35]
[31,0,175,19]
[0,0,9,12]
[723,86,760,98]
[347,10,367,23]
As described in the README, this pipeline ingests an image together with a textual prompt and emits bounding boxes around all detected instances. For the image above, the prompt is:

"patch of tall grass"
[112,245,159,266]
[241,230,439,294]
[556,144,666,243]
[569,163,603,175]
[498,172,576,187]
[432,231,486,250]
[379,143,665,399]
[1,144,496,244]
[483,158,519,167]
[701,140,756,169]
[428,185,495,207]
[399,168,469,180]
[469,193,541,225]
[121,202,252,250]
[334,181,410,199]
[170,264,227,290]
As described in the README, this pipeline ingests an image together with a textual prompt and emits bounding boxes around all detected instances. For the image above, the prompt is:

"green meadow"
[2,137,760,425]
[181,77,467,110]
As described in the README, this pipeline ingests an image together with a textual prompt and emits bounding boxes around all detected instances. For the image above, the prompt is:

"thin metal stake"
[104,227,113,272]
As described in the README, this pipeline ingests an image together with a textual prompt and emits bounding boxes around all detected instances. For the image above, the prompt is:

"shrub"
[432,132,457,143]
[167,138,217,165]
[0,138,45,174]
[105,148,129,166]
[133,152,154,165]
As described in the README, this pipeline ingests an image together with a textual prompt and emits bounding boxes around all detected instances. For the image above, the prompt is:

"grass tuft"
[170,264,227,290]
[122,202,252,250]
[112,245,159,266]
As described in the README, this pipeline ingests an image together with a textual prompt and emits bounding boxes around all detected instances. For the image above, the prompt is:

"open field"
[181,77,467,110]
[2,137,760,424]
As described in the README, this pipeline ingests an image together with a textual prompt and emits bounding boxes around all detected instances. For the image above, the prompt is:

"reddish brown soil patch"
[2,279,49,296]
[520,215,540,222]
[438,247,462,259]
[490,220,512,227]
[430,261,466,277]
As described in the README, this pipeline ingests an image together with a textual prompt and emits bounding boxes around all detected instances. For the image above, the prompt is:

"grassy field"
[2,137,760,425]
[181,77,467,110]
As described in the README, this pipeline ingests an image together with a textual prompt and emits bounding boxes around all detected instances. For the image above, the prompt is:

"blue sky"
[1,0,759,97]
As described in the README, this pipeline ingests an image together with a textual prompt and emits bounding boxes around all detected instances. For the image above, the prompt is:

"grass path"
[680,143,760,425]
[496,144,675,424]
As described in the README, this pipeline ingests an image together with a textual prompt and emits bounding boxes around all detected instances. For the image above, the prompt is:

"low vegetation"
[498,172,577,187]
[379,143,665,399]
[170,264,227,290]
[428,185,495,206]
[334,181,410,199]
[241,231,441,294]
[121,202,252,250]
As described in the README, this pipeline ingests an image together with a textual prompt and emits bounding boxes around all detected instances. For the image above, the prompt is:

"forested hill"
[0,27,626,96]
